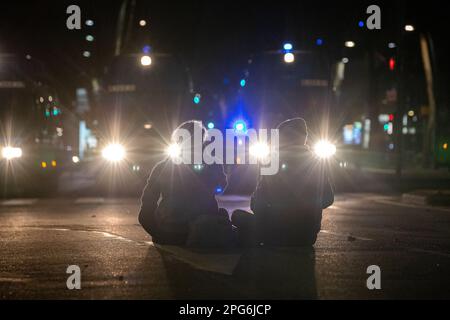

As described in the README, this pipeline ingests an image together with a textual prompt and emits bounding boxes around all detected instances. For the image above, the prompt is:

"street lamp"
[140,55,152,67]
[345,41,355,48]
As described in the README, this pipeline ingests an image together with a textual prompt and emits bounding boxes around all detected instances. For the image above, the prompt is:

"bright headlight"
[249,142,270,160]
[2,147,23,160]
[102,144,126,162]
[166,143,181,159]
[313,140,336,159]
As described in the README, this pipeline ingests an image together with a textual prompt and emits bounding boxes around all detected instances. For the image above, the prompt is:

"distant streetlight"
[405,25,415,32]
[140,55,152,66]
[283,52,295,63]
[345,41,355,48]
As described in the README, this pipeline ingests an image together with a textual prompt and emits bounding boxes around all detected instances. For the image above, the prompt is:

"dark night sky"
[0,1,449,104]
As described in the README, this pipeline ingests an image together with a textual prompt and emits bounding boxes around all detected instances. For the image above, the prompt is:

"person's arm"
[138,162,163,236]
[250,177,267,213]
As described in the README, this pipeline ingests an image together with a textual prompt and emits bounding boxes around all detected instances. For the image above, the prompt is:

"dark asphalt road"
[1,194,450,299]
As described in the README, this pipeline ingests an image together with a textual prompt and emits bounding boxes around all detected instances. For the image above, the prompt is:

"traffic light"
[389,58,396,71]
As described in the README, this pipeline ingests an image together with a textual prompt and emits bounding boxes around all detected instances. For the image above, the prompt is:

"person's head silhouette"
[276,117,308,151]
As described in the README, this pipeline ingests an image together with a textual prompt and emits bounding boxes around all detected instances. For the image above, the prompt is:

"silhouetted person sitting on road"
[232,118,334,246]
[139,121,231,247]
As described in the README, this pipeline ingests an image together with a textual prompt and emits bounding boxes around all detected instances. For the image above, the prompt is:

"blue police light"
[234,120,247,133]
[240,79,246,87]
[283,43,293,51]
[143,45,151,54]
[207,122,215,129]
[316,38,323,46]
[215,186,223,194]
[358,21,364,28]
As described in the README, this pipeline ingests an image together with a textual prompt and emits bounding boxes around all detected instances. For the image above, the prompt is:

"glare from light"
[207,122,215,129]
[85,20,94,27]
[166,143,181,159]
[345,41,355,48]
[358,21,364,28]
[86,35,94,42]
[83,51,91,58]
[405,25,415,32]
[72,156,80,164]
[193,94,201,104]
[2,147,23,160]
[240,79,246,87]
[193,164,204,171]
[41,161,47,168]
[283,43,293,51]
[284,52,295,63]
[342,57,349,64]
[140,55,152,66]
[102,144,126,162]
[234,121,247,133]
[51,160,57,167]
[388,42,396,49]
[144,123,152,130]
[408,110,415,117]
[139,20,147,27]
[313,140,337,159]
[249,142,270,160]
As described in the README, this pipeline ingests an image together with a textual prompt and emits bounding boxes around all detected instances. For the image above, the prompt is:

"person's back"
[251,147,333,245]
[232,118,334,246]
[139,159,227,245]
[139,122,229,245]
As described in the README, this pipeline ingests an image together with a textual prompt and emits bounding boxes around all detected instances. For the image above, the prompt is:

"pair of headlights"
[102,140,337,163]
[1,147,23,160]
[165,140,337,160]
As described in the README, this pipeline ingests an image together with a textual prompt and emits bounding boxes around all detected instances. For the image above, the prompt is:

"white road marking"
[74,198,105,205]
[0,277,32,283]
[22,226,239,275]
[1,199,37,206]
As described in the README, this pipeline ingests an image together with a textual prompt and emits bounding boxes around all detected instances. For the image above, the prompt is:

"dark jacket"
[139,160,227,244]
[250,147,334,245]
